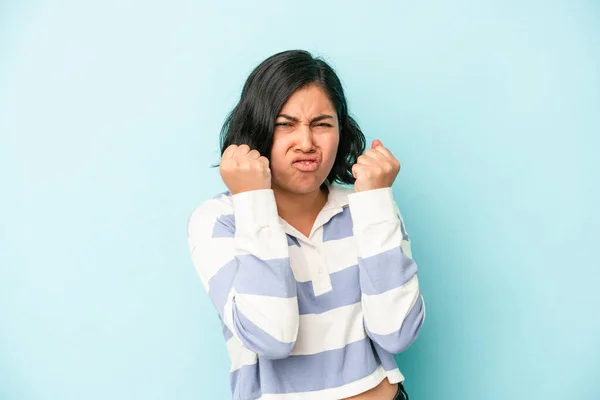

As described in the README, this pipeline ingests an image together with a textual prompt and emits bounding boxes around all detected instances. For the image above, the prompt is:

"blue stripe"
[208,256,296,318]
[286,234,300,247]
[221,321,233,341]
[230,364,261,400]
[232,336,380,395]
[359,247,418,295]
[297,265,360,315]
[371,340,399,372]
[233,307,295,359]
[366,295,425,354]
[212,213,235,238]
[322,206,353,242]
[208,259,237,318]
[234,255,297,298]
[212,260,358,318]
[210,261,366,317]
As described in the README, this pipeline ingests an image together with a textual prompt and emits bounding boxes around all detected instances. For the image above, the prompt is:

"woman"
[187,50,424,400]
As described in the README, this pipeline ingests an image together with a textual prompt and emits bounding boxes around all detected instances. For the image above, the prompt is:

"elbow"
[376,323,424,354]
[255,340,296,360]
[238,330,297,360]
[369,317,424,354]
[232,305,299,360]
[367,296,425,354]
[255,317,299,360]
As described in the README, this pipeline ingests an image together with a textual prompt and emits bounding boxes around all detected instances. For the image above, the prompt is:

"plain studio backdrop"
[1,1,599,399]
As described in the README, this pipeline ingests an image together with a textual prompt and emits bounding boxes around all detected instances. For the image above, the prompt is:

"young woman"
[187,50,425,400]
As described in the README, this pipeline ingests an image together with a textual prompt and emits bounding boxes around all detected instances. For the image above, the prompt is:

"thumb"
[372,139,382,149]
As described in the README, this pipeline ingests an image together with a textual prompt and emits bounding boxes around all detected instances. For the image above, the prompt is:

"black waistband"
[393,382,409,400]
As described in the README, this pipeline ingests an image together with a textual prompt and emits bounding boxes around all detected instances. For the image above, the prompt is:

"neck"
[272,184,329,223]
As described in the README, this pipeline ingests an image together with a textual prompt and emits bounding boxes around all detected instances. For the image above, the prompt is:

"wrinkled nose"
[296,125,316,152]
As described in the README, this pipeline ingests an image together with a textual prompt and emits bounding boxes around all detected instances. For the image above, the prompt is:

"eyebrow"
[277,114,334,124]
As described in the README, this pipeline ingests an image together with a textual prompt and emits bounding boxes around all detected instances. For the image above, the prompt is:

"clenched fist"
[352,139,401,192]
[220,144,271,195]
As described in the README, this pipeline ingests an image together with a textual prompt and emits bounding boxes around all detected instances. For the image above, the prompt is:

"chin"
[276,176,326,195]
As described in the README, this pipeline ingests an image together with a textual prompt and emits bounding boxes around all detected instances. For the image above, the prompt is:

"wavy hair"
[217,50,365,185]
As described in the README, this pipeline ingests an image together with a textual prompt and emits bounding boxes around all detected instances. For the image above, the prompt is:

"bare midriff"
[341,378,398,400]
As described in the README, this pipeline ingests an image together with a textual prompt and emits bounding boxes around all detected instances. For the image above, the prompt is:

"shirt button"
[318,267,323,274]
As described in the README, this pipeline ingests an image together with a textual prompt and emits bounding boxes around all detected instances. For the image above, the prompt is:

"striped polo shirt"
[186,183,425,400]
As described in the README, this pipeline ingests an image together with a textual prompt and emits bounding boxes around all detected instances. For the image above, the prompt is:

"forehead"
[279,84,336,115]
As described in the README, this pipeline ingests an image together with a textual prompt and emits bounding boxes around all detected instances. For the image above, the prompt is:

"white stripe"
[188,198,237,288]
[291,302,366,356]
[193,237,236,284]
[362,275,420,335]
[320,235,360,275]
[223,290,236,334]
[395,205,413,258]
[288,232,336,290]
[258,365,404,400]
[234,225,289,260]
[289,236,358,285]
[355,221,403,259]
[226,335,257,372]
[288,244,311,282]
[231,190,289,260]
[234,292,299,343]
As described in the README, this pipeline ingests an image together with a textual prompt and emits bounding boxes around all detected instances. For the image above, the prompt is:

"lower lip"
[293,161,319,172]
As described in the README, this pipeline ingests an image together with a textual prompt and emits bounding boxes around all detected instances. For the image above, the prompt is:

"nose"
[295,125,316,152]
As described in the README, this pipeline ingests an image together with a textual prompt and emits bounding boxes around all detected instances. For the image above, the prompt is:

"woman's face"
[269,84,339,195]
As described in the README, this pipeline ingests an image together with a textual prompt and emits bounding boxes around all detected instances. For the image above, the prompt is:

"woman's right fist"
[219,144,271,195]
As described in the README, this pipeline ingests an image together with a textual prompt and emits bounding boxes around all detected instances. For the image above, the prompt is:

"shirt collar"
[278,183,352,241]
[323,183,351,210]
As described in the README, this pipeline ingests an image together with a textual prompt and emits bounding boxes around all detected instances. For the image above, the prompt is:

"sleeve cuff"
[231,189,281,232]
[347,187,397,231]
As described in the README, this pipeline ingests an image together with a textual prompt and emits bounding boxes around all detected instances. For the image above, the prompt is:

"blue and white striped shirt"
[187,184,425,399]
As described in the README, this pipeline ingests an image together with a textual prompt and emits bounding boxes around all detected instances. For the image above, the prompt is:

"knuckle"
[219,159,231,169]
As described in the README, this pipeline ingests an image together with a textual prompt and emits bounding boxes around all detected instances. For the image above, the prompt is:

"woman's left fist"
[352,139,401,192]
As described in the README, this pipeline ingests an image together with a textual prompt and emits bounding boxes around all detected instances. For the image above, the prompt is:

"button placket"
[310,230,332,296]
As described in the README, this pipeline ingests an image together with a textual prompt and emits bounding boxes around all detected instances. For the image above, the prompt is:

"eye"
[314,123,333,128]
[275,122,293,127]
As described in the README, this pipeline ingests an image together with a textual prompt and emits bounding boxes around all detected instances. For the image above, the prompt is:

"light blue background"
[1,1,599,399]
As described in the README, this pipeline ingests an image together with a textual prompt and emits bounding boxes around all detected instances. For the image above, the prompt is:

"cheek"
[322,134,340,160]
[269,139,289,169]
